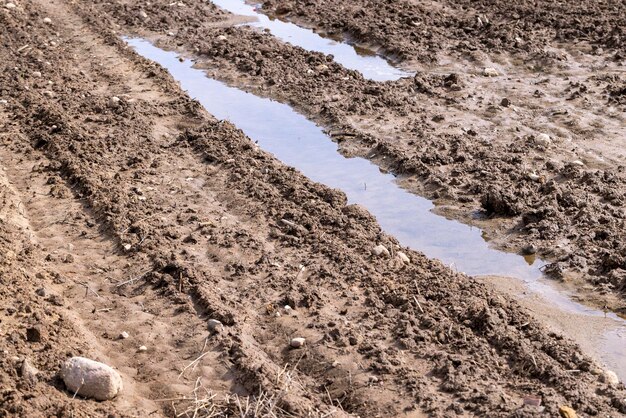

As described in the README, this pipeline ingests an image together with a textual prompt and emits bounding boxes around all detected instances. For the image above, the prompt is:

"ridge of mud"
[260,0,626,63]
[69,0,626,310]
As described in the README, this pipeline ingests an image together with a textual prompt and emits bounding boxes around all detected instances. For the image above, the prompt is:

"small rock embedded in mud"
[558,405,577,418]
[5,3,16,9]
[43,17,52,24]
[60,357,123,401]
[216,35,227,42]
[138,345,148,352]
[371,244,390,257]
[139,10,148,19]
[397,251,410,264]
[290,337,305,348]
[522,244,537,255]
[122,243,132,251]
[26,324,43,342]
[284,305,293,314]
[483,67,499,77]
[535,133,551,147]
[500,98,510,107]
[601,370,620,386]
[109,96,121,107]
[207,319,223,332]
[35,287,47,297]
[571,160,585,167]
[32,71,42,78]
[119,331,129,340]
[20,359,39,383]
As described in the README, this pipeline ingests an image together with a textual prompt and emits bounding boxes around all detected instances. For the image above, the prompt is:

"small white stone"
[483,67,499,77]
[60,357,122,401]
[138,345,148,352]
[535,133,551,147]
[5,3,16,9]
[21,359,39,382]
[32,71,42,78]
[207,319,223,332]
[123,243,132,251]
[603,370,620,386]
[371,244,390,257]
[119,331,129,340]
[527,173,541,182]
[0,99,7,105]
[290,337,305,348]
[571,160,585,166]
[139,10,148,19]
[397,251,410,264]
[109,96,120,107]
[43,17,52,24]
[216,35,227,41]
[284,305,293,314]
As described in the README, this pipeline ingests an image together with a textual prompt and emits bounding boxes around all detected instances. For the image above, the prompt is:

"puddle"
[210,0,412,82]
[126,38,626,381]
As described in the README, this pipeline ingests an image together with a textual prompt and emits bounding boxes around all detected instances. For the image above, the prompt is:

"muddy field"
[0,0,625,417]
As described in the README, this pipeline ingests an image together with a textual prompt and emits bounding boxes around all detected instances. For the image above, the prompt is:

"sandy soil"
[0,0,625,417]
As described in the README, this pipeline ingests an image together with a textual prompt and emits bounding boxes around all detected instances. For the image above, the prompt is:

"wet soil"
[0,0,625,417]
[70,0,626,314]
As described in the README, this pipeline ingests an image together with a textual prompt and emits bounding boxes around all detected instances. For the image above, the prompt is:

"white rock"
[371,244,390,257]
[483,67,499,77]
[138,345,148,352]
[122,243,131,251]
[43,17,52,24]
[571,160,585,166]
[216,35,227,42]
[119,331,129,339]
[284,305,293,314]
[5,3,16,9]
[603,370,620,386]
[535,133,551,147]
[397,251,410,264]
[32,71,42,78]
[109,96,120,107]
[60,357,122,401]
[527,173,541,182]
[139,10,148,19]
[290,337,305,348]
[0,99,7,105]
[207,319,223,332]
[21,359,39,382]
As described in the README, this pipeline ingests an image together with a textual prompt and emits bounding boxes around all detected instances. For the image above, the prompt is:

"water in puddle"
[126,38,625,381]
[210,0,412,82]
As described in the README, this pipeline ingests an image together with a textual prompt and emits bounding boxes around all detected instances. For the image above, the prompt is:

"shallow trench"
[125,38,626,382]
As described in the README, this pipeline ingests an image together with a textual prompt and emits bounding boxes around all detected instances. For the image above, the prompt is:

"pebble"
[527,173,541,182]
[43,17,52,24]
[522,244,537,255]
[109,96,121,107]
[32,71,42,78]
[216,35,227,41]
[207,319,223,332]
[35,287,47,297]
[571,160,585,167]
[602,370,620,386]
[371,244,390,257]
[122,243,132,251]
[483,67,499,77]
[290,337,305,348]
[60,357,123,401]
[0,99,7,105]
[20,359,39,383]
[500,97,510,107]
[397,251,410,264]
[119,331,129,340]
[42,90,55,98]
[5,3,16,9]
[558,405,577,418]
[535,133,551,147]
[139,10,148,19]
[138,345,148,352]
[284,305,293,314]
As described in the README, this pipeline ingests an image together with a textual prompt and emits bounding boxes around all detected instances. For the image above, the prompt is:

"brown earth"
[67,0,626,313]
[0,0,625,417]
